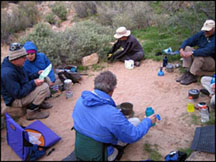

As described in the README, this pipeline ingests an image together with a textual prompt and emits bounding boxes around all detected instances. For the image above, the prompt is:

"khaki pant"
[11,82,50,108]
[183,46,215,76]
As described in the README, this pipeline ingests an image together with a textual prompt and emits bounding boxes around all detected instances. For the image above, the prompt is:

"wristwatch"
[192,51,194,55]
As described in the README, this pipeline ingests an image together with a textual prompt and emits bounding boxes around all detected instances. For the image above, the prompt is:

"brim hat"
[114,26,131,39]
[9,46,27,61]
[201,20,215,31]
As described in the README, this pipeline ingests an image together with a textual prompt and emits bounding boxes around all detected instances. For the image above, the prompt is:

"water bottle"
[187,96,195,112]
[158,67,164,76]
[200,105,209,123]
[163,56,168,67]
[64,79,73,99]
[210,73,215,84]
[145,107,155,126]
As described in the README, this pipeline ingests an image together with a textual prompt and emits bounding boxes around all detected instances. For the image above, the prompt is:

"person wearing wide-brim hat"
[107,26,144,67]
[177,19,215,85]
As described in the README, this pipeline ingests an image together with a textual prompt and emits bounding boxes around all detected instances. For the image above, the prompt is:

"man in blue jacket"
[1,43,51,120]
[24,41,61,87]
[72,71,157,161]
[177,20,215,85]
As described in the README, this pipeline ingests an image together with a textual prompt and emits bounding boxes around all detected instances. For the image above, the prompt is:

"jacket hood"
[2,57,14,69]
[81,89,116,107]
[24,41,38,53]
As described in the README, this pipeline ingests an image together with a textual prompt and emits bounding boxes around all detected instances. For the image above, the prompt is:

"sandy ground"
[1,59,215,161]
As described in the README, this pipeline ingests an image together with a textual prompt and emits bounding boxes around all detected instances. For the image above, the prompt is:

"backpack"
[56,65,82,84]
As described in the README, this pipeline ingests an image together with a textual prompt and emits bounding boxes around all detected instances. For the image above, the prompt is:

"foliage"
[1,1,39,44]
[178,147,193,157]
[144,143,163,161]
[72,1,97,18]
[45,12,56,25]
[19,21,113,67]
[51,2,67,21]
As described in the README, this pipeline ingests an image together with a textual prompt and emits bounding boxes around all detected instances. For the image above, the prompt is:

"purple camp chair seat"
[5,113,61,161]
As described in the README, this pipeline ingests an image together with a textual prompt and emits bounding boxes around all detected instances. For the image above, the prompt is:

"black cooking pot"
[119,102,134,117]
[188,89,200,99]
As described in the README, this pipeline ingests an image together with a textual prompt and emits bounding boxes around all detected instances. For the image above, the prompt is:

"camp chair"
[5,113,61,161]
[71,127,126,161]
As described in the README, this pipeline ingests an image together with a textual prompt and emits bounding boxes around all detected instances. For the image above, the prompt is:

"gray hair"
[94,71,117,93]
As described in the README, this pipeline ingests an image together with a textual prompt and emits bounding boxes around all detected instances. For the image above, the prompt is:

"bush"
[1,1,39,44]
[45,12,56,25]
[96,1,158,30]
[73,1,97,18]
[51,2,67,21]
[19,21,114,67]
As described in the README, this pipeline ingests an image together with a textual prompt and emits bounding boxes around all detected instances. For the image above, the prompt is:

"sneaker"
[176,71,189,82]
[134,61,141,67]
[180,73,197,85]
[39,101,53,109]
[26,109,49,120]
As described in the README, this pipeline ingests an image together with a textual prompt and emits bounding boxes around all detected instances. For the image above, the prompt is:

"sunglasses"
[9,43,24,51]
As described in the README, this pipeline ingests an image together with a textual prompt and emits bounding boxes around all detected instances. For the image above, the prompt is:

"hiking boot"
[176,71,189,82]
[39,101,53,109]
[134,61,141,67]
[200,88,210,96]
[180,72,197,85]
[26,109,49,120]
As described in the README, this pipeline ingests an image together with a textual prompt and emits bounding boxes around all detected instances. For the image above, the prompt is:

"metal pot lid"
[189,89,200,95]
[166,64,174,69]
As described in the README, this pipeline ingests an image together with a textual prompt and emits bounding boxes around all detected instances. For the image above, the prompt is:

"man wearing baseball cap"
[1,43,52,120]
[177,20,215,85]
[107,26,144,67]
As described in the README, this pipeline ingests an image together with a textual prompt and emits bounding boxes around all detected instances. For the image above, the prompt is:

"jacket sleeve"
[107,110,152,144]
[43,54,56,83]
[2,70,36,99]
[112,41,133,59]
[109,40,121,54]
[180,32,201,50]
[193,39,215,57]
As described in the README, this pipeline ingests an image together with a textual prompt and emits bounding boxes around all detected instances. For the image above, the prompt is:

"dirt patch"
[1,60,215,161]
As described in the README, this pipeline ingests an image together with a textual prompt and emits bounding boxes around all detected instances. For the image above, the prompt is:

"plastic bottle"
[64,79,73,99]
[163,56,168,67]
[200,105,209,123]
[211,73,215,84]
[145,107,155,126]
[158,67,164,76]
[187,96,195,112]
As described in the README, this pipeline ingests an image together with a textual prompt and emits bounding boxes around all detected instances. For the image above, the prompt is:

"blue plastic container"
[211,74,215,84]
[145,107,155,126]
[158,67,164,76]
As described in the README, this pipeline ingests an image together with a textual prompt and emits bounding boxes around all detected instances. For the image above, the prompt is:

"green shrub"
[19,21,114,67]
[1,1,39,44]
[51,2,67,21]
[73,1,97,18]
[45,12,56,25]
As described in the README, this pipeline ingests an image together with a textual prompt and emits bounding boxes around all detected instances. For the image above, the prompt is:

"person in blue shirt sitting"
[24,41,61,87]
[176,20,215,85]
[72,71,157,161]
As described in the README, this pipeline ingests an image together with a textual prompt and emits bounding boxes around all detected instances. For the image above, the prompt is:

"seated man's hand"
[148,114,157,125]
[34,79,44,86]
[49,82,55,87]
[38,70,44,75]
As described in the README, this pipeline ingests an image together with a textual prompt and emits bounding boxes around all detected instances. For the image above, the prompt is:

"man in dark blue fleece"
[176,20,215,85]
[1,43,51,120]
[107,27,144,67]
